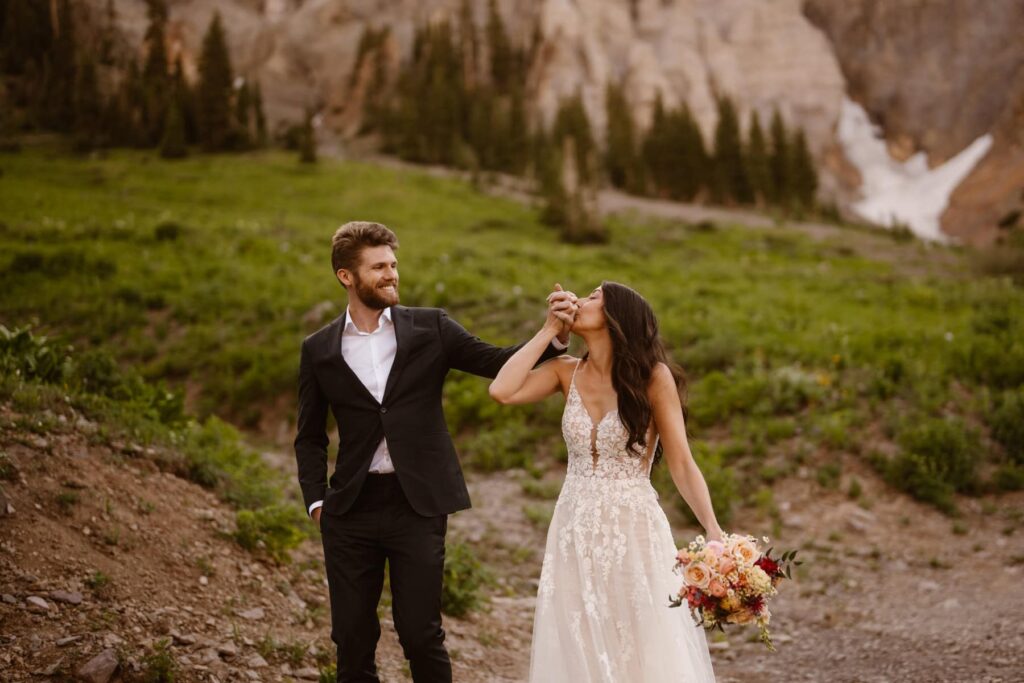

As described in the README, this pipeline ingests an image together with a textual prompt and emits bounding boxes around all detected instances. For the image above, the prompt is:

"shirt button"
[380,406,387,414]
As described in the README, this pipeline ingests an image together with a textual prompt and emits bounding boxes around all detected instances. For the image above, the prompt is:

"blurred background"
[1,1,1022,682]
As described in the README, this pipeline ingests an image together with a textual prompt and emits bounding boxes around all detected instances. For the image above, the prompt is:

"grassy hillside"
[2,143,1022,523]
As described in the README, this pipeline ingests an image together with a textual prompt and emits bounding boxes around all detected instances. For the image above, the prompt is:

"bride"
[489,282,720,682]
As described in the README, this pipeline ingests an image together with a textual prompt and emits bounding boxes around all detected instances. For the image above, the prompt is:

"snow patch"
[837,97,992,243]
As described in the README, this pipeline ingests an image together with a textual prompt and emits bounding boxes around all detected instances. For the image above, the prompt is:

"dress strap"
[569,358,583,388]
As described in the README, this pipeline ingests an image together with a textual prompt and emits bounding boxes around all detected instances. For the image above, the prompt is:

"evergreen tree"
[141,0,170,144]
[711,96,750,205]
[768,108,791,206]
[171,55,198,145]
[39,0,77,132]
[251,80,267,146]
[604,82,641,192]
[197,11,234,151]
[1,0,51,75]
[641,92,670,197]
[668,104,708,201]
[745,111,771,205]
[791,129,818,209]
[458,0,480,88]
[235,80,252,147]
[72,55,102,150]
[506,85,529,175]
[159,103,187,158]
[552,94,596,185]
[299,110,316,163]
[486,0,513,92]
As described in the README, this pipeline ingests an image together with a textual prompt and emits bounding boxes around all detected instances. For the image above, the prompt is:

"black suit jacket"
[294,305,562,517]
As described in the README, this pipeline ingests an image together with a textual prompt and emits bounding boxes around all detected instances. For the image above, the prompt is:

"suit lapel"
[382,305,411,403]
[325,314,380,406]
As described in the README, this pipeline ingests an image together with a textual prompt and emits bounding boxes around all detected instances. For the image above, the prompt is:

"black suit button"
[380,406,387,414]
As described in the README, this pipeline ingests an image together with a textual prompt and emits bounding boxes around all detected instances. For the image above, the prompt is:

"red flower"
[755,555,781,577]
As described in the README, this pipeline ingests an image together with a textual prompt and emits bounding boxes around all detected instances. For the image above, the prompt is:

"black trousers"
[321,473,452,683]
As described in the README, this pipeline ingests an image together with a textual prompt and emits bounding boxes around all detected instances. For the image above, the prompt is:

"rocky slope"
[4,396,1024,682]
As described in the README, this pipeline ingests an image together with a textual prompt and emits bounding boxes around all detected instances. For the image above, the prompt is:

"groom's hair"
[331,221,399,274]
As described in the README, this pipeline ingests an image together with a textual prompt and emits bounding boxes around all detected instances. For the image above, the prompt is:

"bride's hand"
[546,284,578,338]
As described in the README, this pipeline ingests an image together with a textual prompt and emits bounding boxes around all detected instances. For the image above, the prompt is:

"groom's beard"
[353,273,399,309]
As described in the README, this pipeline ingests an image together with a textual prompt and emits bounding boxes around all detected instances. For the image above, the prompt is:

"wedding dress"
[528,360,717,682]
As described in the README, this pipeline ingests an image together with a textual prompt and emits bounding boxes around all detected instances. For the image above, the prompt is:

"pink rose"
[708,579,727,598]
[718,557,736,575]
[706,540,725,557]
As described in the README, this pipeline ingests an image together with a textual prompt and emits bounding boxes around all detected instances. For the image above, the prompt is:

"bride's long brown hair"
[585,281,688,461]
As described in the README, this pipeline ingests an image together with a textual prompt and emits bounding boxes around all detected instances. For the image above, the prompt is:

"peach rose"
[708,579,727,598]
[683,562,712,590]
[676,549,692,566]
[729,537,758,566]
[718,557,736,575]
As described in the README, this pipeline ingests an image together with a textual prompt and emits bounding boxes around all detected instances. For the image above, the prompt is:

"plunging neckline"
[570,368,618,430]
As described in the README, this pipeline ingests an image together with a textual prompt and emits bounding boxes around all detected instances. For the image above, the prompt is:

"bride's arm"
[650,363,724,542]
[489,293,574,404]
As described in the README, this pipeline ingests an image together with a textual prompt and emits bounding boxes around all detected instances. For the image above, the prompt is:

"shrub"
[0,324,71,384]
[950,335,1024,390]
[989,388,1024,464]
[154,221,185,241]
[234,504,307,563]
[442,540,490,617]
[461,419,538,471]
[180,417,280,508]
[875,415,982,514]
[139,637,178,682]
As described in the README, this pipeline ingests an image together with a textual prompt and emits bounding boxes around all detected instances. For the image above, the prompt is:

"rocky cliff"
[802,0,1024,245]
[93,0,1022,244]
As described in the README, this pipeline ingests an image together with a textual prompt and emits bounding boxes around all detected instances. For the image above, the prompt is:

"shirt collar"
[343,306,393,334]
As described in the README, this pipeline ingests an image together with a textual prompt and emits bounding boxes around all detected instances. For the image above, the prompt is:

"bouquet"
[669,532,800,651]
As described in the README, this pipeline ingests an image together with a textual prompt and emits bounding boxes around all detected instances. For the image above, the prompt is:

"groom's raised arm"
[438,309,565,379]
[294,338,330,517]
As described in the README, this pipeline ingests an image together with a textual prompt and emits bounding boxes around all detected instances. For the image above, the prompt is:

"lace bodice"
[561,360,656,480]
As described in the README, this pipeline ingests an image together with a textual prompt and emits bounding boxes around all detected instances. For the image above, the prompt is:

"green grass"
[2,144,1023,513]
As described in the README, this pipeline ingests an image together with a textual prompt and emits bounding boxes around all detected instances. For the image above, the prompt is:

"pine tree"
[141,0,170,144]
[160,103,187,158]
[1,0,51,75]
[669,104,709,201]
[768,108,791,207]
[197,11,234,151]
[486,0,512,93]
[72,55,102,150]
[39,0,77,132]
[604,82,640,192]
[170,56,198,145]
[457,0,480,88]
[299,110,316,163]
[711,96,750,205]
[641,92,670,197]
[745,111,771,205]
[506,85,529,175]
[791,129,818,210]
[552,94,596,185]
[251,80,267,147]
[235,80,252,147]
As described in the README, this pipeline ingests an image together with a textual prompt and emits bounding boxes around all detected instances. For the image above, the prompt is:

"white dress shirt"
[308,306,396,517]
[308,307,568,517]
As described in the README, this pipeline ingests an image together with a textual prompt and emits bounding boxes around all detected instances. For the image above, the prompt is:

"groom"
[294,221,572,683]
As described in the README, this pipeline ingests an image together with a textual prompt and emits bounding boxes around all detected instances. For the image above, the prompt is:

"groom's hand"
[312,508,322,531]
[547,284,577,342]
